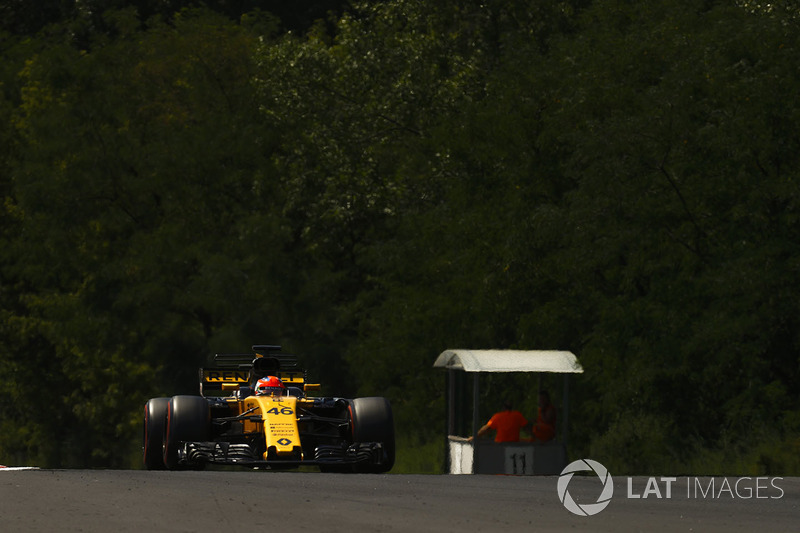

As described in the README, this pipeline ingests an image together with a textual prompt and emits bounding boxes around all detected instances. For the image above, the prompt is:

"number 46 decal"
[266,406,294,415]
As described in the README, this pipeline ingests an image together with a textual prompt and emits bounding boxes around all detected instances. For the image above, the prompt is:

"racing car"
[143,345,395,472]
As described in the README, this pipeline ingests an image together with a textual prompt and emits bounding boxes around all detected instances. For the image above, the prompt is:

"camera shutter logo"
[557,459,614,516]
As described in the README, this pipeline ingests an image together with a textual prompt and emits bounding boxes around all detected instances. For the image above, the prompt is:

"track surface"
[1,470,799,532]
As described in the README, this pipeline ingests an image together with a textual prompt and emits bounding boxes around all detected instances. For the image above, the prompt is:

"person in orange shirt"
[529,390,556,442]
[468,400,529,443]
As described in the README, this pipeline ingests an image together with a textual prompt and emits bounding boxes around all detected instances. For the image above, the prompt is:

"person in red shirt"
[468,400,529,443]
[529,390,556,442]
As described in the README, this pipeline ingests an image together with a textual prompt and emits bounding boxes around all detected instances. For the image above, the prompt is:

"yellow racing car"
[143,345,394,472]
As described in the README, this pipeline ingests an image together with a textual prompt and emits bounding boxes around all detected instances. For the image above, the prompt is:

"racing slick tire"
[143,397,170,470]
[349,397,395,473]
[163,395,211,470]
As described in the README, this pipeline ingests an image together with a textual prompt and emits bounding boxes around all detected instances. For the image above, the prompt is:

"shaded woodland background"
[2,0,800,473]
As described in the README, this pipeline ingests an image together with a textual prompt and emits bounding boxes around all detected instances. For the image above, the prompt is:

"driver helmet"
[254,376,286,396]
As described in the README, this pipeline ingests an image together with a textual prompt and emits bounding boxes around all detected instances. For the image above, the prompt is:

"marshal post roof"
[433,349,583,374]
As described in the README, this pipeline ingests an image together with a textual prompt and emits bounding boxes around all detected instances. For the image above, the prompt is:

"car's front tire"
[143,397,170,470]
[163,395,211,470]
[349,397,395,473]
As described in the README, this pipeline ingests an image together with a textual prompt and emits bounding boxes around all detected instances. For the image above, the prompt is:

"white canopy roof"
[433,349,584,374]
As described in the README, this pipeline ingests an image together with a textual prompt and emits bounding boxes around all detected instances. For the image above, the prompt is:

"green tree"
[4,9,289,466]
[250,0,592,443]
[520,0,800,472]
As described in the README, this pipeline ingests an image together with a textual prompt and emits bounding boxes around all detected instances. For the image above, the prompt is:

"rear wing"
[199,344,319,396]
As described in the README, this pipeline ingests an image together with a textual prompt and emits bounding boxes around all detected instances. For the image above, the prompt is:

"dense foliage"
[1,0,799,473]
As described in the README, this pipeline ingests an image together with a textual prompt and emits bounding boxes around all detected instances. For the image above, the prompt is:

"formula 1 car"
[143,345,395,472]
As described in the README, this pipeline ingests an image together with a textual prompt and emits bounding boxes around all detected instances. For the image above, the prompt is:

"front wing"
[179,441,386,468]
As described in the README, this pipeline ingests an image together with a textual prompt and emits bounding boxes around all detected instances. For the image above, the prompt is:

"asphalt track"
[1,470,799,532]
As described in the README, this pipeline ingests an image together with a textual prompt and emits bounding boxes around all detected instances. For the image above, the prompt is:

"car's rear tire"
[163,395,211,470]
[349,397,395,473]
[143,397,169,470]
